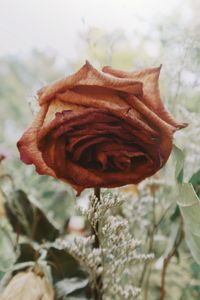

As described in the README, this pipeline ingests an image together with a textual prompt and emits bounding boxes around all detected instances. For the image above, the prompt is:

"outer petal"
[17,104,84,194]
[55,88,158,137]
[17,104,56,177]
[102,65,162,108]
[102,65,187,130]
[38,61,143,105]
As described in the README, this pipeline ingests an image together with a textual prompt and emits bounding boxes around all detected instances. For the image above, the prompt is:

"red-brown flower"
[17,61,187,194]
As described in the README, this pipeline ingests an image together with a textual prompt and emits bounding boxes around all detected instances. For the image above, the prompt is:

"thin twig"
[94,188,101,248]
[139,200,173,290]
[143,203,173,299]
[160,218,184,300]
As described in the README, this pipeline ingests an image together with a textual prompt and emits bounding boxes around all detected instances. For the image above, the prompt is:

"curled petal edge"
[102,65,188,130]
[38,61,143,105]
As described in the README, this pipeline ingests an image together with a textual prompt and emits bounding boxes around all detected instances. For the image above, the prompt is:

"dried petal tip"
[176,122,188,130]
[85,59,91,66]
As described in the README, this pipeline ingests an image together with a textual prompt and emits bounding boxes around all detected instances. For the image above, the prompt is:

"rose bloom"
[17,61,187,194]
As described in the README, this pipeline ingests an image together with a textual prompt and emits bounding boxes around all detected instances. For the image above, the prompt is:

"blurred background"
[1,0,200,160]
[0,0,200,299]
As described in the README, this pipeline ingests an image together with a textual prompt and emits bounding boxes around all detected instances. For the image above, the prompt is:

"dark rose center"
[38,108,156,177]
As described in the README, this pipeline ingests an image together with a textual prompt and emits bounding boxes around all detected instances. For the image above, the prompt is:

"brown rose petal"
[102,65,188,129]
[17,104,56,177]
[38,61,143,105]
[17,62,187,194]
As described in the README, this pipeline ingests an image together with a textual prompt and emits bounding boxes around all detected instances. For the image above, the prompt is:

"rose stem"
[93,187,102,300]
[94,187,100,247]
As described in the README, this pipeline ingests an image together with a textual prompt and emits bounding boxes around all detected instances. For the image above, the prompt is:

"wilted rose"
[17,61,187,194]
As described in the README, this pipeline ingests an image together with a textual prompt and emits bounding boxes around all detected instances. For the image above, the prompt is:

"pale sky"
[0,0,192,60]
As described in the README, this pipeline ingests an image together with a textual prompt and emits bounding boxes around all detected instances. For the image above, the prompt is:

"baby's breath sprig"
[59,190,154,299]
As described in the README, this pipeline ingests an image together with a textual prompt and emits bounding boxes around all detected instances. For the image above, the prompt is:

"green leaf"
[46,247,91,299]
[55,277,89,300]
[172,144,185,183]
[163,221,180,258]
[16,243,38,264]
[46,247,87,283]
[189,169,200,197]
[4,190,60,242]
[173,147,200,264]
[170,205,181,222]
[0,219,16,275]
[177,183,200,263]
